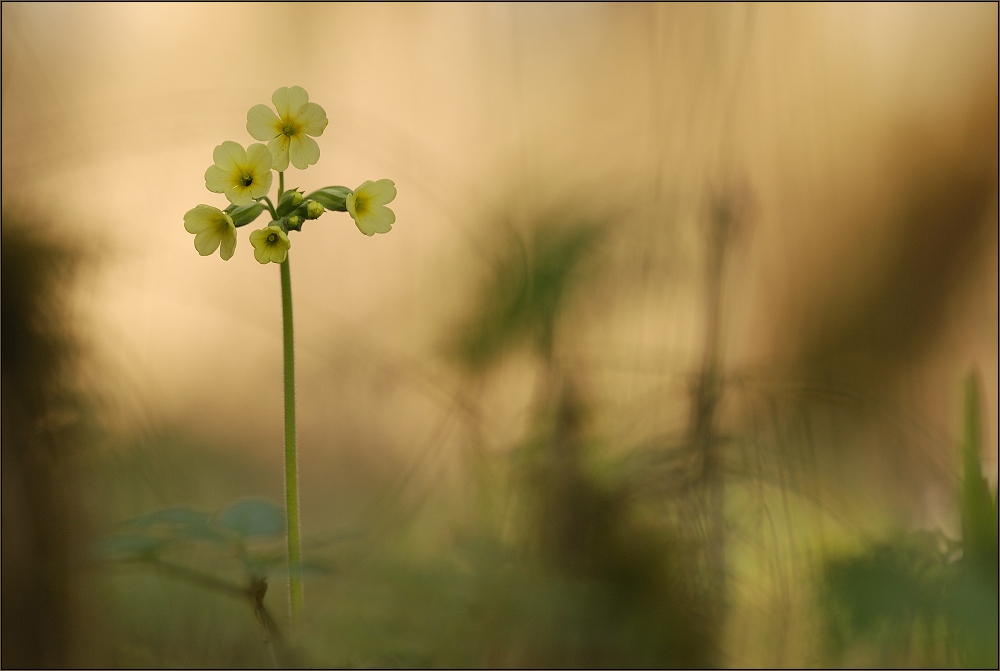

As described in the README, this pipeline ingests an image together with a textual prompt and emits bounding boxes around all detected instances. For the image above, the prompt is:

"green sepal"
[229,202,266,228]
[306,186,352,212]
[265,218,290,234]
[276,189,305,217]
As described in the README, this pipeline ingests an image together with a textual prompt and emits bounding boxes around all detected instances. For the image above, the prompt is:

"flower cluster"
[184,86,397,264]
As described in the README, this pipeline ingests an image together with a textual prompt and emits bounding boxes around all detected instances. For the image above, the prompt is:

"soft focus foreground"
[2,3,997,668]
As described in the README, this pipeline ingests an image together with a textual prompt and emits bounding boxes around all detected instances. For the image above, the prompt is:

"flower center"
[267,233,278,244]
[241,173,253,187]
[282,125,296,137]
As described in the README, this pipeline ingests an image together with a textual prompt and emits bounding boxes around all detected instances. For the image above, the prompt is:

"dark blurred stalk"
[1,215,86,668]
[114,558,293,667]
[691,191,740,622]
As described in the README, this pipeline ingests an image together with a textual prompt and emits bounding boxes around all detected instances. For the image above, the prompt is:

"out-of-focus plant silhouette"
[446,218,717,667]
[453,221,604,371]
[78,192,996,669]
[3,5,996,668]
[1,214,93,669]
[822,373,998,669]
[97,497,321,666]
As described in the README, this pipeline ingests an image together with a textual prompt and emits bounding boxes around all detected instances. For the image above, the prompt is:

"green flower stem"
[279,253,303,635]
[260,196,278,219]
[278,171,285,201]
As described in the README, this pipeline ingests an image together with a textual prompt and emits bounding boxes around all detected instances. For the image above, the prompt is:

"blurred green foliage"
[15,208,992,668]
[822,373,998,668]
[87,220,721,668]
[453,222,603,369]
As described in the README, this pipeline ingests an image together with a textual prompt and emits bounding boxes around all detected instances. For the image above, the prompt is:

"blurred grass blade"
[960,371,997,568]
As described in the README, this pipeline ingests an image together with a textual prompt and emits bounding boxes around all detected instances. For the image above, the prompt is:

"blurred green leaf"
[125,506,209,528]
[822,536,956,667]
[822,373,999,668]
[96,534,167,559]
[455,223,603,370]
[123,506,224,542]
[216,497,285,538]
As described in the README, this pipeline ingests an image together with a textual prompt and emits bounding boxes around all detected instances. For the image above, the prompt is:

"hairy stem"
[280,254,303,635]
[260,196,278,220]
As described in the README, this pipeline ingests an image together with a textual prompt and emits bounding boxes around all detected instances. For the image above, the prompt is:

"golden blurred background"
[2,3,997,668]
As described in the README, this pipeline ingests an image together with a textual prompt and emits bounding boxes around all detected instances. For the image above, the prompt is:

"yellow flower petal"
[372,206,395,233]
[193,228,221,256]
[245,143,274,198]
[204,165,230,194]
[226,184,253,207]
[272,86,309,119]
[346,193,374,236]
[347,180,397,236]
[271,87,291,118]
[288,134,320,170]
[296,102,328,136]
[212,141,246,173]
[183,204,214,234]
[219,231,237,260]
[287,86,309,113]
[364,179,397,206]
[252,246,269,263]
[268,136,290,172]
[247,104,282,141]
[249,170,273,201]
[184,205,236,259]
[246,143,272,172]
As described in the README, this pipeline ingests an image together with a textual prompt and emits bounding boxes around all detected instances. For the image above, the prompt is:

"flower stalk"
[182,85,397,642]
[279,253,303,634]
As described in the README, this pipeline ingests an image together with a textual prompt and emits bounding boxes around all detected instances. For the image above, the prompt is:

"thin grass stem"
[280,254,303,636]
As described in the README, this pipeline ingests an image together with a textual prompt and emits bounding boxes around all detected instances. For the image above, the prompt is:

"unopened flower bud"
[276,189,305,217]
[306,201,325,219]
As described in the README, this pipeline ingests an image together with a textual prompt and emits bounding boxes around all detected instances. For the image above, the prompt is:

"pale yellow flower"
[246,86,328,172]
[249,225,291,264]
[183,205,237,260]
[204,141,273,206]
[346,179,397,236]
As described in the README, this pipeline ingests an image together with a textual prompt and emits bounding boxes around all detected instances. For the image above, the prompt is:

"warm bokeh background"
[3,3,997,668]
